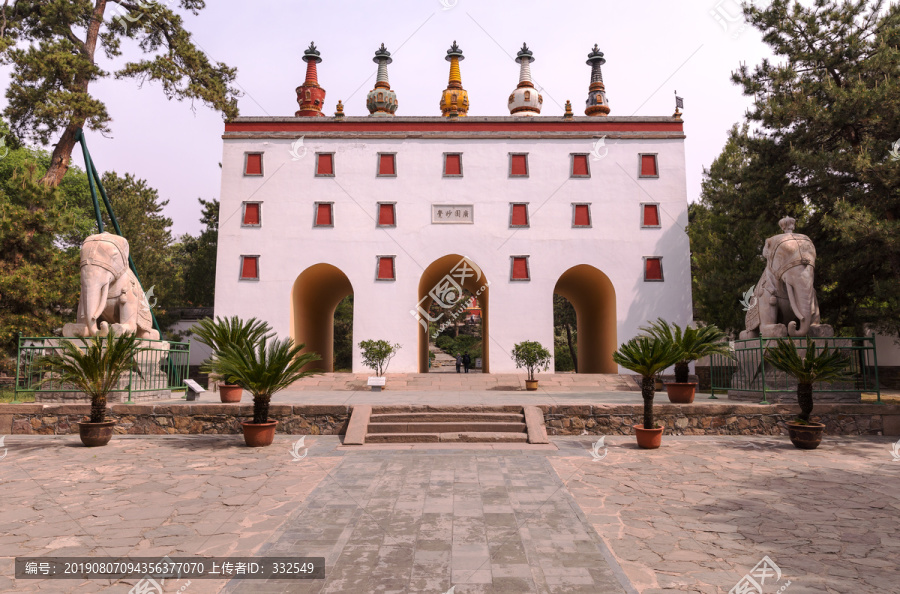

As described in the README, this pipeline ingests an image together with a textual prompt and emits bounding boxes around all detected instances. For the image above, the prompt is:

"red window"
[572,154,590,177]
[645,258,663,281]
[316,153,334,176]
[511,256,530,280]
[643,204,660,227]
[378,203,396,226]
[510,154,528,176]
[315,203,333,226]
[245,153,263,176]
[640,154,658,177]
[377,256,395,280]
[573,204,591,227]
[240,256,259,280]
[510,204,529,227]
[243,203,260,226]
[378,154,396,176]
[444,153,462,176]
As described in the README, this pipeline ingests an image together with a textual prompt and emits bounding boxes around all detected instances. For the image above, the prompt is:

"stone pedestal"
[727,338,862,404]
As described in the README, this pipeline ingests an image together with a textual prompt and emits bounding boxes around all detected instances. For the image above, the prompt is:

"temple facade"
[214,42,692,373]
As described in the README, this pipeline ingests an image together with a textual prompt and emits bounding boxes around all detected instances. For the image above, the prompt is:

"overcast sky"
[0,0,771,237]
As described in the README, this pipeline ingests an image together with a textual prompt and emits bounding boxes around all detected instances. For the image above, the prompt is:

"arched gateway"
[291,263,352,372]
[416,255,490,373]
[554,265,618,374]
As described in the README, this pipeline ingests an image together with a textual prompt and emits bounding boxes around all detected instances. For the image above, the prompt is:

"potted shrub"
[37,330,147,447]
[764,337,852,450]
[359,339,401,391]
[641,319,732,403]
[512,341,552,391]
[193,316,271,403]
[612,335,682,449]
[212,335,322,447]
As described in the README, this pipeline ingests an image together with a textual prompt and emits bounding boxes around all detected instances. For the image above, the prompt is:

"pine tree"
[174,197,218,307]
[689,125,803,333]
[96,171,177,311]
[0,161,80,360]
[0,1,239,186]
[695,0,900,336]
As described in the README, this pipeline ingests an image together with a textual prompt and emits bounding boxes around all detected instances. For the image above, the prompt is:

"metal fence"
[14,336,190,403]
[709,336,880,403]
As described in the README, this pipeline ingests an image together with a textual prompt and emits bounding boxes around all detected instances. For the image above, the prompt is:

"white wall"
[169,320,213,367]
[875,333,900,366]
[214,122,692,373]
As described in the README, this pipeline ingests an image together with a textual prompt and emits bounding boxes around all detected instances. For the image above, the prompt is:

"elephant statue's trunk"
[786,276,812,337]
[85,273,110,336]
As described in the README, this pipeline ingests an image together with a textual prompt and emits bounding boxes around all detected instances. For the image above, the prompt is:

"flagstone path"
[1,434,898,593]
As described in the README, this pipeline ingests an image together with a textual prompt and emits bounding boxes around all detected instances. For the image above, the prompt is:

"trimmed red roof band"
[225,118,683,134]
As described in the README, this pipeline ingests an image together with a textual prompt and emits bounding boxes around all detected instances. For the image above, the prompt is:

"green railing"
[709,336,880,403]
[14,336,190,404]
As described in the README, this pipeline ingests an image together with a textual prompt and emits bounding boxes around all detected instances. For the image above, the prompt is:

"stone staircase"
[343,405,549,445]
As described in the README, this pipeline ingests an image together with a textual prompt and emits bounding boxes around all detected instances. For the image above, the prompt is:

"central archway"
[554,265,617,373]
[291,263,353,372]
[416,255,490,373]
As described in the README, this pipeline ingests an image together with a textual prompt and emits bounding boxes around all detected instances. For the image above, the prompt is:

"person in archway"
[455,353,462,373]
[463,352,471,373]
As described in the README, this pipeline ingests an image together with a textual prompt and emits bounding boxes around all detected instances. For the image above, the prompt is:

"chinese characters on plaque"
[432,204,474,224]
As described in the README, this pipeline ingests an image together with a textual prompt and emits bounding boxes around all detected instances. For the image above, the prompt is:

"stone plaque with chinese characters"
[432,204,474,224]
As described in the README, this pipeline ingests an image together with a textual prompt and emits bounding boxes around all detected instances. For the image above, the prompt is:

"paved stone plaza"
[1,433,898,593]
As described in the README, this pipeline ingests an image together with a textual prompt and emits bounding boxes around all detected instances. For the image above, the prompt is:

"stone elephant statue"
[740,218,833,339]
[62,232,160,340]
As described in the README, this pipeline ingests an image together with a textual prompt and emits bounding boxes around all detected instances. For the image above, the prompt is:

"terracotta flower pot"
[242,420,278,447]
[786,421,825,450]
[525,379,539,391]
[219,383,243,403]
[666,382,697,404]
[78,420,116,447]
[633,423,664,449]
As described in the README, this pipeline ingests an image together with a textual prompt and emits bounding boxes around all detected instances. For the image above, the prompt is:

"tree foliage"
[332,294,353,372]
[0,147,81,359]
[358,339,400,376]
[0,0,239,185]
[511,340,552,382]
[692,0,900,337]
[553,294,577,372]
[689,125,801,333]
[97,171,176,305]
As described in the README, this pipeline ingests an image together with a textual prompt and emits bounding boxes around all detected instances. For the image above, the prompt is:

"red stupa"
[295,42,326,117]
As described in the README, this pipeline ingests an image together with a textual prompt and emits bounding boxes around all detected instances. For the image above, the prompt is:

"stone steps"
[370,412,524,423]
[367,421,527,434]
[345,405,549,445]
[365,432,529,444]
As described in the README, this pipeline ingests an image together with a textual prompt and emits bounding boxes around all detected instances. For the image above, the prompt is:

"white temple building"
[214,42,693,373]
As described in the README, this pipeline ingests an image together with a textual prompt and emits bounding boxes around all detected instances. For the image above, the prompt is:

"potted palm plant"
[211,335,322,447]
[640,319,732,403]
[512,341,552,390]
[764,337,852,450]
[612,335,682,449]
[37,330,147,447]
[193,316,271,403]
